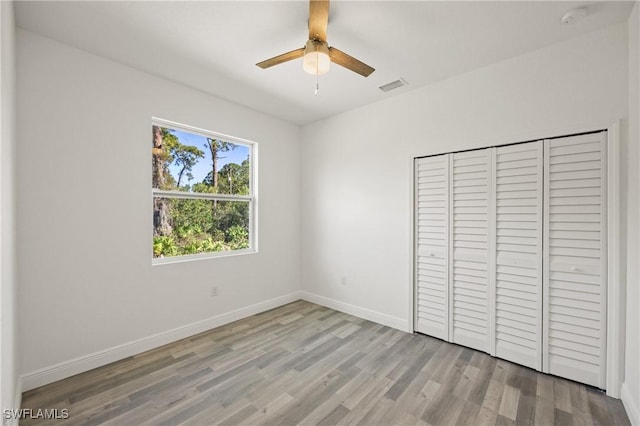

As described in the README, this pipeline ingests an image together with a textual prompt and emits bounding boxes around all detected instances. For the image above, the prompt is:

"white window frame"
[151,117,258,265]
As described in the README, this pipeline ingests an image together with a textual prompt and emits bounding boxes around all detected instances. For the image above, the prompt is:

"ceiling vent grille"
[379,78,408,92]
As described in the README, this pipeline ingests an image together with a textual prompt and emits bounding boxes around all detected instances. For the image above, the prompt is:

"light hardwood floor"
[21,301,629,425]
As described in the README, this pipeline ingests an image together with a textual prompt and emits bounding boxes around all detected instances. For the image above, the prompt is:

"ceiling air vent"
[379,78,408,92]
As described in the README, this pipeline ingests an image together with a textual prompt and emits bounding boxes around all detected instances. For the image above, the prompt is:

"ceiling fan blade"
[328,47,375,77]
[256,48,305,69]
[309,0,329,42]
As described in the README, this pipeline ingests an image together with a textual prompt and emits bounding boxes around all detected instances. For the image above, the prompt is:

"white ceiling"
[15,1,635,125]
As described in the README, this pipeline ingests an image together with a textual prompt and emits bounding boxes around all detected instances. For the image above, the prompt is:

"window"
[151,119,256,263]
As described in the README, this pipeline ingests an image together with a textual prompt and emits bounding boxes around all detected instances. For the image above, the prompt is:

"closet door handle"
[429,252,435,257]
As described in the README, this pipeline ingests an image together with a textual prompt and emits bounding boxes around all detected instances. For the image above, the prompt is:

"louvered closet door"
[415,155,449,340]
[543,132,607,389]
[450,149,492,352]
[494,142,543,370]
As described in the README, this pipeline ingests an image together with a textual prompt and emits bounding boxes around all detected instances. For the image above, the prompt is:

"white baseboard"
[21,292,302,392]
[621,382,640,426]
[300,291,410,332]
[21,292,407,392]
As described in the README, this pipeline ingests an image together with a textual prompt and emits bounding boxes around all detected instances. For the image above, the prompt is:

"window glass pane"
[152,126,251,195]
[153,197,250,258]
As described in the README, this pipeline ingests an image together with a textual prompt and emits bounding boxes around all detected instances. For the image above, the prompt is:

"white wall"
[623,3,640,425]
[1,0,19,418]
[301,23,628,333]
[17,29,301,388]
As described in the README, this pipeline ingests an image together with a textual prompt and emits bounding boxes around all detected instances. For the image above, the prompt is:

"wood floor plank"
[277,369,353,425]
[355,395,394,426]
[385,370,433,419]
[294,386,351,424]
[385,348,433,400]
[492,359,511,383]
[482,379,505,412]
[588,389,614,426]
[20,301,630,426]
[476,406,500,426]
[399,412,428,426]
[555,408,574,426]
[605,396,632,426]
[497,413,518,426]
[421,390,465,425]
[420,379,442,402]
[337,352,366,372]
[536,374,554,401]
[317,403,350,426]
[534,396,555,426]
[217,403,259,426]
[99,400,158,426]
[507,363,538,398]
[244,370,297,409]
[60,366,176,417]
[515,394,536,426]
[456,400,482,425]
[554,377,574,413]
[569,381,593,426]
[338,377,394,424]
[467,355,497,406]
[452,364,480,401]
[242,393,294,425]
[499,385,521,420]
[430,345,464,385]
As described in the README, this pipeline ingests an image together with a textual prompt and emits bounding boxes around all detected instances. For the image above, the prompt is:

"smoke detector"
[561,7,588,25]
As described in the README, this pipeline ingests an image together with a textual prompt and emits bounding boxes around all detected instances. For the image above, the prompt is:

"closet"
[414,131,607,389]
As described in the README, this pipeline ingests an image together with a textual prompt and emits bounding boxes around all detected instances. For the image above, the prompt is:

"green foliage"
[158,129,180,190]
[153,236,178,257]
[152,129,251,258]
[228,225,249,250]
[217,158,250,195]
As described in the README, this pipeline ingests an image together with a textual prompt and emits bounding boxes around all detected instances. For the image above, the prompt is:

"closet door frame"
[411,121,623,398]
[605,121,622,398]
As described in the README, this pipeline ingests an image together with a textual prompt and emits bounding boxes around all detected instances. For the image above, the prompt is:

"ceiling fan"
[256,0,375,78]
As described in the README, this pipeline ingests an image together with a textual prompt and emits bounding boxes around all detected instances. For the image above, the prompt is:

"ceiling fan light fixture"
[303,40,330,75]
[256,0,374,78]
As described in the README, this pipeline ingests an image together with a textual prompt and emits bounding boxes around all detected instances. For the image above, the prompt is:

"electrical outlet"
[211,286,218,297]
[340,276,347,286]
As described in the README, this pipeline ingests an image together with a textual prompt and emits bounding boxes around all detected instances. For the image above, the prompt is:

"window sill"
[152,248,257,266]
